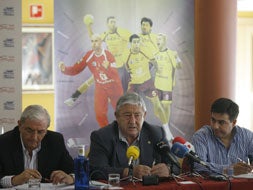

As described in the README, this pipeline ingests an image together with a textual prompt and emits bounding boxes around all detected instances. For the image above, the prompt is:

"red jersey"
[63,49,121,86]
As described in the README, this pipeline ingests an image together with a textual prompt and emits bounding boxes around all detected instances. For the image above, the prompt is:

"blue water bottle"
[74,145,89,190]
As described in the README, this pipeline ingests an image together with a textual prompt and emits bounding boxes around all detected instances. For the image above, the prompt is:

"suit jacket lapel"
[12,145,24,172]
[37,137,50,176]
[12,130,24,172]
[115,138,128,167]
[139,129,155,166]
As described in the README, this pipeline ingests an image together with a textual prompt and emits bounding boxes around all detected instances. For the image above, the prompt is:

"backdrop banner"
[0,0,22,133]
[54,0,194,157]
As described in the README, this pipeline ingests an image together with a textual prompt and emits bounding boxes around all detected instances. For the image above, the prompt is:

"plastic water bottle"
[74,145,89,190]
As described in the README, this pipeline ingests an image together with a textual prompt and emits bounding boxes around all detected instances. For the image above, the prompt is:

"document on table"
[233,172,253,179]
[14,183,73,189]
[4,180,122,190]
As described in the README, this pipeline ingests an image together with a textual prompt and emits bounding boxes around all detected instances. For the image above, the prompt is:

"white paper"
[233,172,253,179]
[15,183,73,190]
[178,181,196,184]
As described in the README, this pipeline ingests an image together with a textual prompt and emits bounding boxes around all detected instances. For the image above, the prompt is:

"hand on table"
[11,169,42,186]
[133,165,151,179]
[151,163,170,177]
[50,170,74,185]
[233,162,253,175]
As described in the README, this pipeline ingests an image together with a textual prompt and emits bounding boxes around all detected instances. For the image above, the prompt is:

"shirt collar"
[20,134,41,155]
[118,128,140,146]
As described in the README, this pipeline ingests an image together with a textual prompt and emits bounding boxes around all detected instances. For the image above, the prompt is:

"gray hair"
[19,105,51,128]
[116,93,147,113]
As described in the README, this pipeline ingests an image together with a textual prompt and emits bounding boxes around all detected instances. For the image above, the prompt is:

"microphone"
[126,146,140,166]
[172,136,195,152]
[156,141,181,168]
[171,142,209,168]
[173,136,200,160]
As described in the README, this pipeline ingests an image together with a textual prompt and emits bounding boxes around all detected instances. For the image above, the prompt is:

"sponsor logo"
[151,90,157,97]
[0,117,15,124]
[92,61,97,66]
[0,55,15,63]
[0,24,15,30]
[3,70,14,79]
[30,4,43,19]
[3,7,14,16]
[4,101,15,110]
[0,87,15,93]
[3,38,14,47]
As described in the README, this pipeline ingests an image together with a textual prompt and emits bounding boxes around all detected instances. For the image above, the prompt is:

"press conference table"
[120,177,253,190]
[2,177,253,189]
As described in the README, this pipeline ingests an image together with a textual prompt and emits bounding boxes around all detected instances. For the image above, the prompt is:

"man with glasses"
[192,98,253,175]
[0,105,74,188]
[88,92,180,180]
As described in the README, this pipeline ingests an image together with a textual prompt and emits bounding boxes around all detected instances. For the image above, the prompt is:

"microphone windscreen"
[126,145,140,160]
[172,136,186,144]
[171,142,189,158]
[184,141,195,152]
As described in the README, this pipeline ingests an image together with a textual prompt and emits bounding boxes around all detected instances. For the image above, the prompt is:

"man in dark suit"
[0,105,74,188]
[89,92,180,180]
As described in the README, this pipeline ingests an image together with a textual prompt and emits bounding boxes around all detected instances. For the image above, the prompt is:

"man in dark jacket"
[0,105,74,188]
[89,92,180,180]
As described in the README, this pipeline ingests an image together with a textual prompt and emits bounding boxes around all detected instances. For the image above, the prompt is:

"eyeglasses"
[211,117,230,126]
[23,127,47,136]
[120,113,143,120]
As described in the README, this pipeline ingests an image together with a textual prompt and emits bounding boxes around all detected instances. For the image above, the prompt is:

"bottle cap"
[77,145,85,156]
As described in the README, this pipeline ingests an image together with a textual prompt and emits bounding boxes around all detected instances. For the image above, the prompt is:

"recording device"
[171,142,209,168]
[156,141,181,168]
[126,146,140,166]
[142,175,159,186]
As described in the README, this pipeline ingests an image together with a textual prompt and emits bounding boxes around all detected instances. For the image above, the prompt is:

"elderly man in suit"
[0,105,74,188]
[89,92,180,180]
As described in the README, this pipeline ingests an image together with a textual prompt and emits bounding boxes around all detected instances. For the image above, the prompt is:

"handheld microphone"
[171,142,209,168]
[156,141,181,168]
[126,146,140,166]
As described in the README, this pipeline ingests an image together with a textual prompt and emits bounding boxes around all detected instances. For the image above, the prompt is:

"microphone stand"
[121,162,141,185]
[189,159,204,179]
[182,158,203,179]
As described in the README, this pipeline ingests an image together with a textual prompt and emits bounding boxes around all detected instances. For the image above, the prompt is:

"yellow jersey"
[123,50,152,84]
[139,33,159,57]
[154,49,178,91]
[101,28,131,68]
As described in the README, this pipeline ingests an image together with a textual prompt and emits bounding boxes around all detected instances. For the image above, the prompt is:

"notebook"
[233,172,253,179]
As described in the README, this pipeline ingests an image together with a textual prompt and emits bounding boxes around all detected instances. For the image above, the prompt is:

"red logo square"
[30,4,43,18]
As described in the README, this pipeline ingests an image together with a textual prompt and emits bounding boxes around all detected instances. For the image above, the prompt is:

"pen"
[237,157,249,165]
[237,157,245,163]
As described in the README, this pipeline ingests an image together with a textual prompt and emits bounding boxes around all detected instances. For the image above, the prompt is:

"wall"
[236,12,253,131]
[22,92,54,130]
[22,0,55,130]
